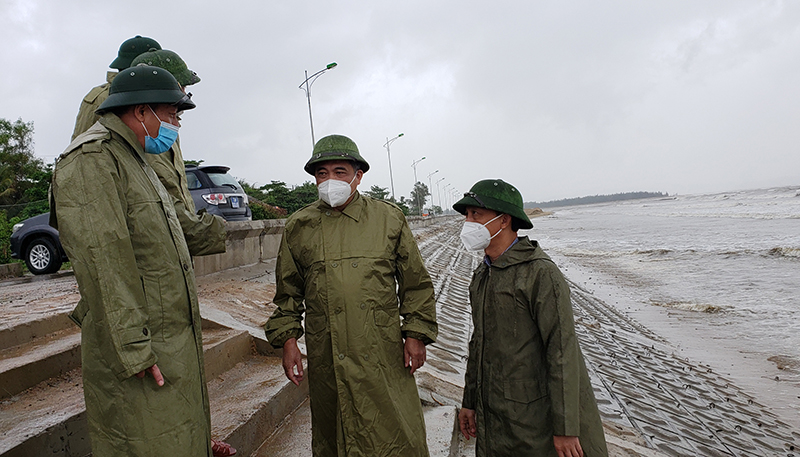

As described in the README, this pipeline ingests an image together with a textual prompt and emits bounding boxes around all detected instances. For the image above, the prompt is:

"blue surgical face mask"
[141,106,179,154]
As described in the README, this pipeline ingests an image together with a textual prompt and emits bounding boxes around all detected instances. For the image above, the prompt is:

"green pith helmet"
[96,65,196,114]
[453,179,533,229]
[110,35,161,70]
[131,49,200,87]
[304,134,370,175]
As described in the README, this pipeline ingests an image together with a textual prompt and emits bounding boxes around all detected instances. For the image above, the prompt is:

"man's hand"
[135,364,164,386]
[458,407,477,440]
[553,435,583,457]
[403,337,426,374]
[282,338,304,386]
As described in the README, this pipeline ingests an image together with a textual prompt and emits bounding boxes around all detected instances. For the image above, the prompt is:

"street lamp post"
[435,177,445,215]
[299,62,338,147]
[443,183,452,213]
[411,157,426,216]
[426,170,439,207]
[383,133,404,201]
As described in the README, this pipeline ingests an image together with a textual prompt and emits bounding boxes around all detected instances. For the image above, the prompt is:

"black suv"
[186,165,251,221]
[10,212,68,275]
[9,165,250,275]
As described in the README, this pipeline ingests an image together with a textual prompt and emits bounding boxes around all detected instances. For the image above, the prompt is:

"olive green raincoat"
[265,193,438,457]
[145,143,227,257]
[463,237,608,456]
[71,71,115,140]
[145,142,196,214]
[51,114,219,457]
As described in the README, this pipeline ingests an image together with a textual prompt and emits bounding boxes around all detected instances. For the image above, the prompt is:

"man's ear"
[132,104,148,122]
[501,213,512,229]
[355,170,364,185]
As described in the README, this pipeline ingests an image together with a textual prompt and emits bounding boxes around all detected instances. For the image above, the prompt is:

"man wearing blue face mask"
[264,134,438,456]
[453,179,608,457]
[50,65,228,457]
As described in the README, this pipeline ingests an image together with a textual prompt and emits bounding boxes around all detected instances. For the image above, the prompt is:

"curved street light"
[383,133,404,200]
[435,177,445,215]
[426,170,439,206]
[443,183,453,213]
[299,62,338,147]
[411,157,426,216]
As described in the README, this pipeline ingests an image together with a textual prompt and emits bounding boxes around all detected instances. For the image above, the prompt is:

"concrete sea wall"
[193,215,458,276]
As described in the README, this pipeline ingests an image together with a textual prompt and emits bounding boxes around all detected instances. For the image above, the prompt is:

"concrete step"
[0,313,74,352]
[252,398,461,456]
[207,355,308,457]
[0,368,88,456]
[0,326,81,400]
[0,324,271,457]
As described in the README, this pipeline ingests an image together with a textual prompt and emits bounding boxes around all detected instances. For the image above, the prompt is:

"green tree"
[395,197,411,216]
[364,185,390,201]
[0,210,14,264]
[408,182,430,216]
[239,180,270,202]
[257,180,319,215]
[1,118,50,219]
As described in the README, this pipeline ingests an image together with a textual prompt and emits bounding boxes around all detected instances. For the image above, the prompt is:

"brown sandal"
[212,439,237,456]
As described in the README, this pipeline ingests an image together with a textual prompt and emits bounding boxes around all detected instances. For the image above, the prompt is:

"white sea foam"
[534,185,800,361]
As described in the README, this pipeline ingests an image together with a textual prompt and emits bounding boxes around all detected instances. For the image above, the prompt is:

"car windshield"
[207,172,240,190]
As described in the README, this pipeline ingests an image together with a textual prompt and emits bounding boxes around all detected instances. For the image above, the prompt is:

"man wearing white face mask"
[454,179,608,457]
[264,134,438,456]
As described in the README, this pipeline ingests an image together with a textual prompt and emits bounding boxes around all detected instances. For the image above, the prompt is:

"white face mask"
[460,214,503,251]
[318,173,357,207]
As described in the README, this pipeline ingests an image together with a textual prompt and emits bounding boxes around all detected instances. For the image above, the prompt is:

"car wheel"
[25,237,62,275]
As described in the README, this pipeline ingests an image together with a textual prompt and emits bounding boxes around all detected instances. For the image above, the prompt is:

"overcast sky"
[2,0,799,205]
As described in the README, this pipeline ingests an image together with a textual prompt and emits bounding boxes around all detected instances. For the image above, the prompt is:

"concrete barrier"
[407,215,460,229]
[193,215,459,277]
[193,219,286,277]
[0,263,22,279]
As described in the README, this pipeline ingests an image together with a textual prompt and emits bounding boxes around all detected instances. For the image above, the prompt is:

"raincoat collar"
[99,113,146,162]
[486,236,551,270]
[317,190,364,222]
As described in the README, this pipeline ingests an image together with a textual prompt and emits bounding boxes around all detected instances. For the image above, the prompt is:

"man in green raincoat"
[71,35,160,140]
[51,65,222,456]
[129,49,226,252]
[74,44,224,257]
[264,134,438,457]
[454,179,608,457]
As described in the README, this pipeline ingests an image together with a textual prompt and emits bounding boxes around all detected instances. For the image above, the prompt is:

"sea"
[525,186,800,425]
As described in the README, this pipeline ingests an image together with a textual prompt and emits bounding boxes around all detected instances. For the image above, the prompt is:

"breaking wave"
[767,247,800,259]
[651,301,725,313]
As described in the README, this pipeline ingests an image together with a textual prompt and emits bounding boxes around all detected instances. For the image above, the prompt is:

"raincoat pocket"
[305,313,328,340]
[373,307,401,343]
[503,378,547,404]
[141,276,164,342]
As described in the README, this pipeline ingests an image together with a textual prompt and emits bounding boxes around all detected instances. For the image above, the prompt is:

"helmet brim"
[96,89,196,114]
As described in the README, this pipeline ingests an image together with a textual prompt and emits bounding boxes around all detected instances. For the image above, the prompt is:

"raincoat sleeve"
[264,229,306,348]
[532,263,582,436]
[395,218,438,344]
[172,196,227,256]
[71,84,108,141]
[462,324,479,410]
[52,146,157,381]
[147,144,226,256]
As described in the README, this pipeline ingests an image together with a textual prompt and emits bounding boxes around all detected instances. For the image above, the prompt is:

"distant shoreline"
[525,207,553,218]
[526,191,667,209]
